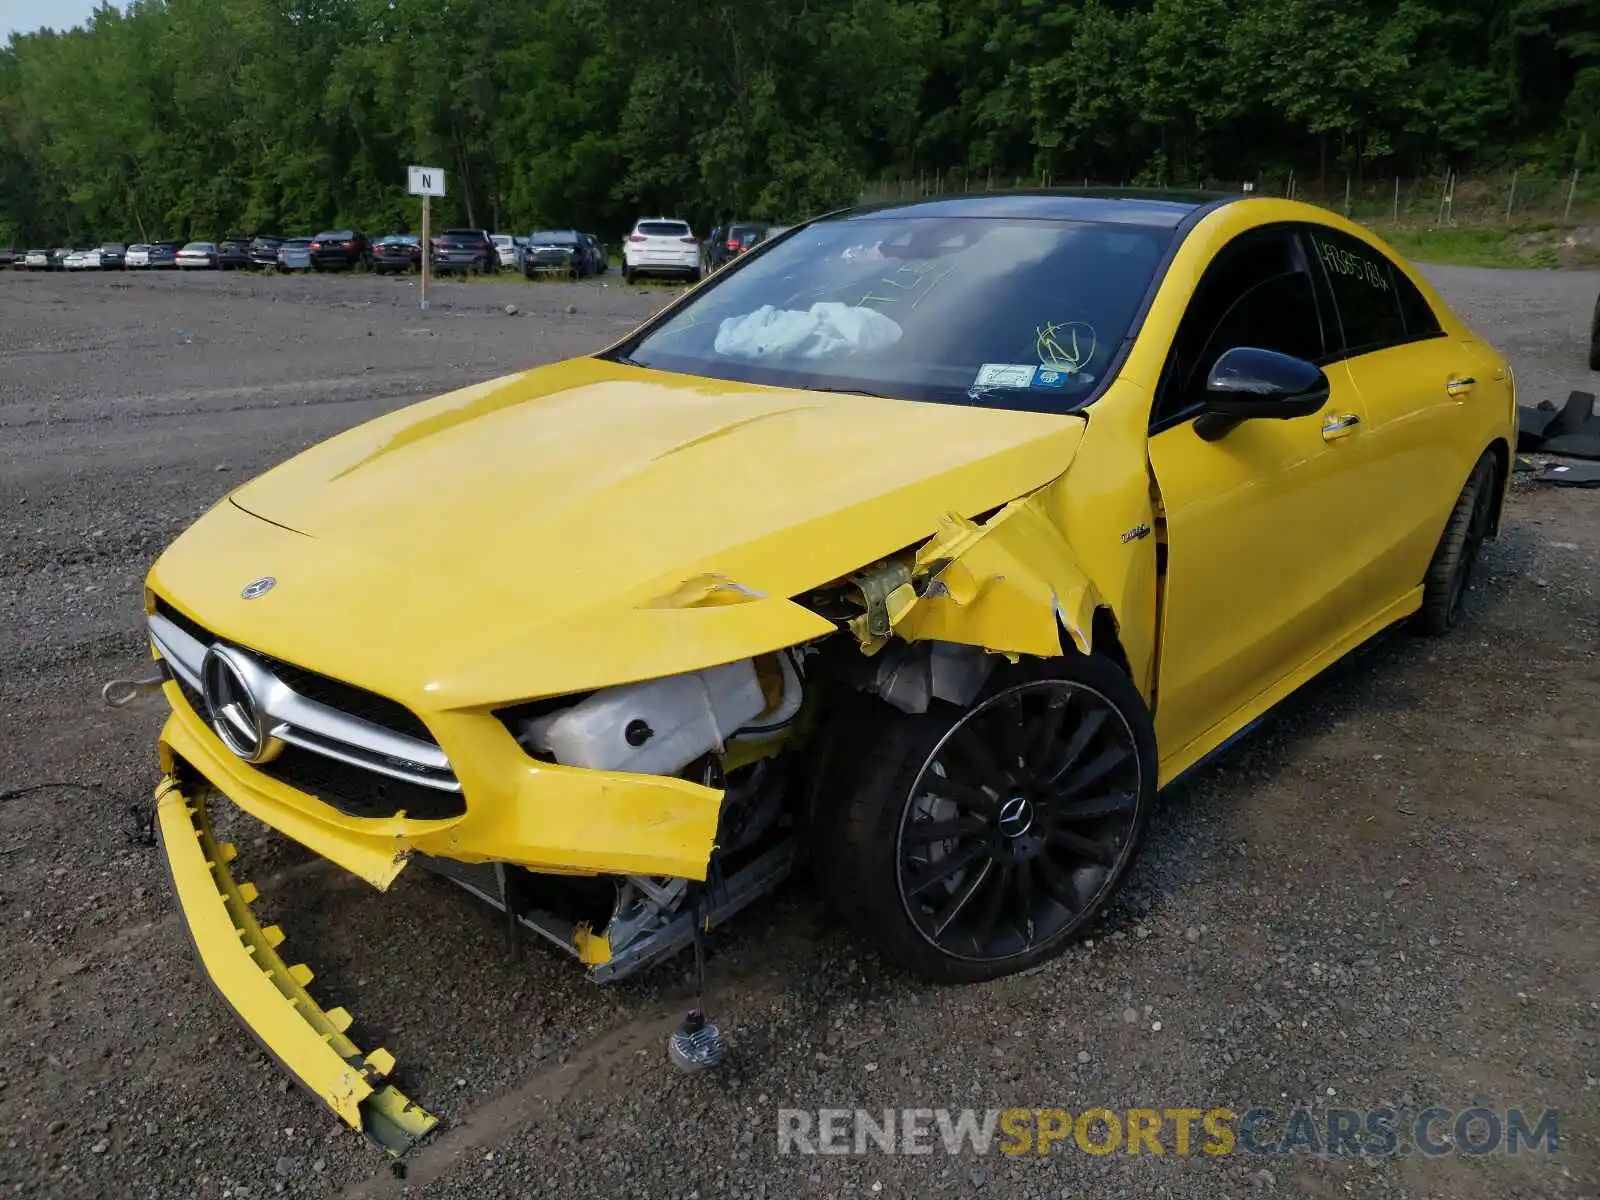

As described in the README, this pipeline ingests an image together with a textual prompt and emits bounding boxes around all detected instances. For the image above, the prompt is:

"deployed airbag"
[714,303,902,360]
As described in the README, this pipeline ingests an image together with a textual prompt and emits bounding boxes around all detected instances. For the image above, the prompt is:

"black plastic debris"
[1534,461,1600,488]
[1518,390,1600,459]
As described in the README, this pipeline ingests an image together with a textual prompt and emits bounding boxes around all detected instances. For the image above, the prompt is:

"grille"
[156,598,464,821]
[169,657,465,821]
[154,598,434,742]
[259,744,465,820]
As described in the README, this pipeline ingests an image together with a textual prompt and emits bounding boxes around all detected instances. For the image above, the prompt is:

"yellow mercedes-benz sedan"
[142,192,1514,1148]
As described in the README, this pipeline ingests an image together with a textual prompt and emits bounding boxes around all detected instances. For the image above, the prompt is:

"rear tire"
[623,265,635,284]
[811,654,1156,983]
[1588,291,1600,371]
[1417,450,1497,636]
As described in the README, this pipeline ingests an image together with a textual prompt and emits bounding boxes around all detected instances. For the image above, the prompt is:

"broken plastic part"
[522,660,767,776]
[860,641,997,715]
[153,777,437,1154]
[843,498,1104,662]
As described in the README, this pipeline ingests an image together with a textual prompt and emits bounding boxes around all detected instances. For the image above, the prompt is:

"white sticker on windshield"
[972,363,1038,389]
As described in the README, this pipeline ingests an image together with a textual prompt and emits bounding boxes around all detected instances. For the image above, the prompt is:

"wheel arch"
[1484,436,1510,538]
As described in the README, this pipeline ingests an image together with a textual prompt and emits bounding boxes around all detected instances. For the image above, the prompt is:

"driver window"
[1153,229,1326,430]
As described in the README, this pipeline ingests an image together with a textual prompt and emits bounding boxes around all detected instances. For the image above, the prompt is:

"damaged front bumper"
[154,772,438,1153]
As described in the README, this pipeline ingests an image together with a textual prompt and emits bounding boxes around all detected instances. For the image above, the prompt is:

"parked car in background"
[623,218,700,283]
[276,237,313,272]
[491,233,520,269]
[0,247,15,268]
[148,241,183,269]
[706,221,770,271]
[308,230,369,271]
[49,248,73,270]
[580,232,607,275]
[371,234,422,274]
[64,248,99,270]
[217,236,252,270]
[22,249,47,270]
[125,244,151,269]
[177,242,219,269]
[522,230,591,279]
[98,242,127,270]
[248,235,284,269]
[431,229,497,275]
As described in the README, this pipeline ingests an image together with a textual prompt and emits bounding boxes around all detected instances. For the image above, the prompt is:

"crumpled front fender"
[849,492,1105,661]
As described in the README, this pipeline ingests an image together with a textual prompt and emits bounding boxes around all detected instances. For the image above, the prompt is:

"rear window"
[283,239,312,249]
[637,221,691,237]
[619,215,1172,410]
[314,230,353,240]
[439,230,485,241]
[530,231,580,244]
[729,224,766,242]
[377,235,419,246]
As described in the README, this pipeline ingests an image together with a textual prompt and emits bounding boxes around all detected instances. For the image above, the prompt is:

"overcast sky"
[2,0,110,40]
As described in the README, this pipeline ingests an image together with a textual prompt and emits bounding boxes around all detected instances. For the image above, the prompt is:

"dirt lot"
[1,265,1597,1200]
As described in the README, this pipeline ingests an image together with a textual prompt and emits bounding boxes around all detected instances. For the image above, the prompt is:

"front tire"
[1417,450,1497,636]
[812,654,1156,983]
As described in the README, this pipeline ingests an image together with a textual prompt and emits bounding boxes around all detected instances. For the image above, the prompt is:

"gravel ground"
[0,264,1596,1200]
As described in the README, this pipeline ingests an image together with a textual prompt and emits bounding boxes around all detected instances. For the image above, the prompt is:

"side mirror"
[1195,347,1330,441]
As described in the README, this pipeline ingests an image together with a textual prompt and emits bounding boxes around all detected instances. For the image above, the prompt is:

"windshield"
[616,216,1172,410]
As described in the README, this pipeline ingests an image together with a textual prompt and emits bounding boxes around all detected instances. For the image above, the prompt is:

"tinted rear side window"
[1394,270,1443,339]
[638,221,690,236]
[1306,228,1408,356]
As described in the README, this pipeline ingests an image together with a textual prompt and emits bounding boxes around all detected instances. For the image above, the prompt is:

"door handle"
[1446,376,1477,397]
[1321,412,1362,442]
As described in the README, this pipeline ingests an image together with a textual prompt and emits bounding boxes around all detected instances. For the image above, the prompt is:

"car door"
[1146,226,1372,764]
[1300,225,1506,612]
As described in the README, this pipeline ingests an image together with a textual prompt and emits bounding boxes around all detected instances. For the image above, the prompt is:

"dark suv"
[217,236,252,270]
[308,230,370,271]
[430,229,496,275]
[371,234,423,274]
[248,235,284,268]
[707,221,770,271]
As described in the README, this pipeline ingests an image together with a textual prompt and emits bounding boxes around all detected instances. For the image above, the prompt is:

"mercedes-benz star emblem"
[997,795,1035,840]
[200,645,283,764]
[240,576,276,600]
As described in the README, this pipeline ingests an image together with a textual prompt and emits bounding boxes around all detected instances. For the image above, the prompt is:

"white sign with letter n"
[407,166,446,197]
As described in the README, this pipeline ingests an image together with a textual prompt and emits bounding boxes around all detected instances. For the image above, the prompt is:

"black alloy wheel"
[814,654,1156,982]
[896,678,1145,965]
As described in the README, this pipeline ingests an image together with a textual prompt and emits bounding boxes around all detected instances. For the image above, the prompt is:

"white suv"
[623,218,701,283]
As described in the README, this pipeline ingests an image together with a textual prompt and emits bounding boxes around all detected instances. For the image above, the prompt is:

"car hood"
[151,357,1085,708]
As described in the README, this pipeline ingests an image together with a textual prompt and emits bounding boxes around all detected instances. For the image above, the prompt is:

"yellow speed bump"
[155,778,437,1154]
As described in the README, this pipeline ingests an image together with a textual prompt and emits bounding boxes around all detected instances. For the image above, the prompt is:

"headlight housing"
[501,652,803,778]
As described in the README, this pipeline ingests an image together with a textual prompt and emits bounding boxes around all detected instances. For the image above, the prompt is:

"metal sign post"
[407,165,446,312]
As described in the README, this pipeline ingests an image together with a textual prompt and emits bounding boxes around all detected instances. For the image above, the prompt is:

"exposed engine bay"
[416,557,1003,985]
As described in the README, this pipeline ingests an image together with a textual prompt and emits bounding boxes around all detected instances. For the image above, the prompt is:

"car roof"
[832,188,1239,229]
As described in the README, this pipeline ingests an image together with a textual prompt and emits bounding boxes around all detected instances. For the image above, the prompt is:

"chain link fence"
[859,171,1600,227]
